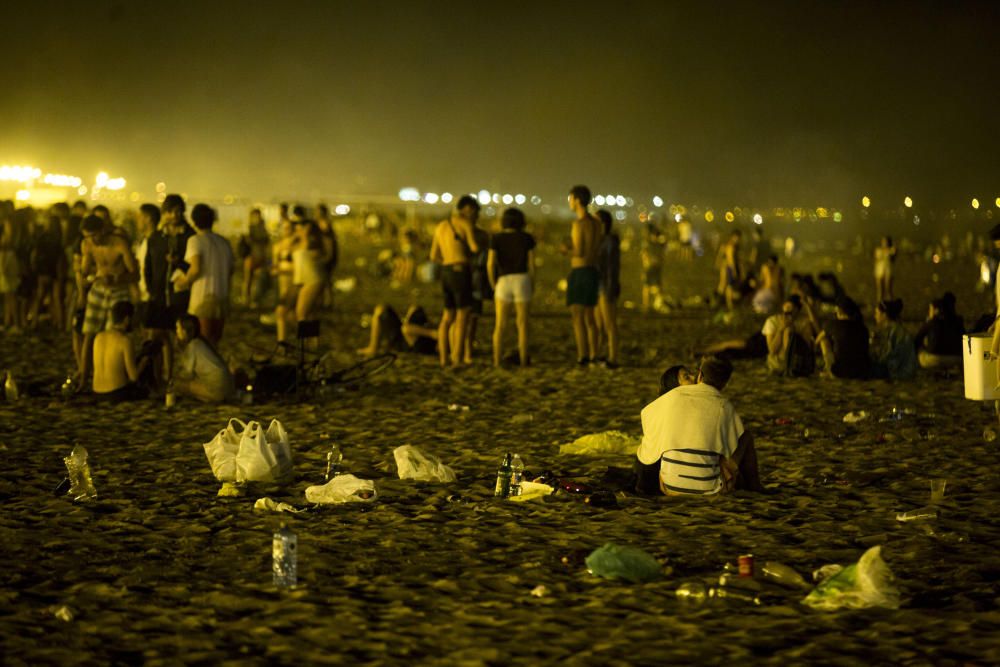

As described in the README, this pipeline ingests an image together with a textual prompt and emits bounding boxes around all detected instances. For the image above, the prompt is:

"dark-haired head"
[456,195,480,213]
[836,296,861,320]
[501,208,526,231]
[81,214,105,236]
[941,291,957,316]
[162,194,185,215]
[699,356,733,390]
[111,300,134,326]
[191,203,216,230]
[877,298,904,321]
[139,203,161,225]
[569,185,591,207]
[596,209,613,234]
[659,365,685,395]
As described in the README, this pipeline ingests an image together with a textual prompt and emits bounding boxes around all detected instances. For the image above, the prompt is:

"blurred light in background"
[501,194,513,205]
[530,196,542,206]
[398,187,420,201]
[725,211,735,222]
[704,211,714,222]
[15,189,30,201]
[833,211,843,222]
[441,192,453,204]
[335,204,350,215]
[674,213,682,222]
[652,196,663,207]
[77,185,88,195]
[861,195,871,208]
[477,190,490,205]
[423,192,439,204]
[614,210,626,221]
[514,194,526,205]
[904,196,913,208]
[594,195,605,205]
[753,213,763,225]
[972,198,980,209]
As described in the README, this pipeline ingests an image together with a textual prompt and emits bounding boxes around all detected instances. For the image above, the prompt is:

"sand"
[2,228,1000,665]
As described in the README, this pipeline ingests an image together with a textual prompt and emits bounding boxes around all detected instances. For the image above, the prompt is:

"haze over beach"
[4,1,1000,665]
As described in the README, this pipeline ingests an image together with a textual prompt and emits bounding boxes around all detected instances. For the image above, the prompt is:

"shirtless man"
[719,230,743,310]
[77,214,138,388]
[429,195,480,367]
[566,185,603,365]
[92,301,149,401]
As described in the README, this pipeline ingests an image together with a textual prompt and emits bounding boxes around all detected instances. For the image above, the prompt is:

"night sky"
[3,0,998,206]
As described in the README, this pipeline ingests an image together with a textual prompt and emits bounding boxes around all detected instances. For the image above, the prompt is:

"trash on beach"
[63,445,97,501]
[802,546,900,610]
[510,413,533,424]
[983,427,997,443]
[585,543,664,583]
[203,418,294,484]
[508,481,554,502]
[305,475,377,504]
[842,411,869,423]
[333,276,357,293]
[273,523,297,588]
[447,404,470,412]
[896,506,938,522]
[4,370,20,402]
[52,605,75,622]
[254,497,305,513]
[761,561,811,589]
[559,431,639,456]
[530,584,550,598]
[393,445,457,482]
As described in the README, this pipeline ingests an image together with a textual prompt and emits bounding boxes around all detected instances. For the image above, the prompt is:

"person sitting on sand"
[815,296,870,379]
[765,295,817,376]
[870,299,917,380]
[636,356,763,495]
[92,301,150,401]
[358,304,438,358]
[914,293,964,369]
[751,254,783,315]
[693,295,814,366]
[633,364,697,495]
[172,314,235,403]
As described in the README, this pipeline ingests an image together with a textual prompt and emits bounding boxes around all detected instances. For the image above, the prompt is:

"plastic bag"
[802,546,900,610]
[559,431,640,456]
[305,474,377,504]
[508,481,554,502]
[393,445,457,482]
[203,418,294,483]
[253,497,304,513]
[585,543,664,583]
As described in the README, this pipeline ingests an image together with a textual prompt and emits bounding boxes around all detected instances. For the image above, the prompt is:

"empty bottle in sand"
[676,582,709,603]
[273,523,297,588]
[710,586,762,605]
[494,452,513,498]
[325,444,343,481]
[4,371,19,402]
[510,454,524,496]
[761,561,810,589]
[63,445,97,501]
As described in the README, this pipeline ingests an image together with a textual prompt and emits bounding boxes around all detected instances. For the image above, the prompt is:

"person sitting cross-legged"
[92,301,151,402]
[636,356,763,495]
[172,313,236,403]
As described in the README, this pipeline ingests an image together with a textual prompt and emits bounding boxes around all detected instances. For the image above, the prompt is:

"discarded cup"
[930,479,947,503]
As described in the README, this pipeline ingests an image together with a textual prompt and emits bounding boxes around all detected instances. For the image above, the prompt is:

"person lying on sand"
[357,304,438,358]
[636,356,763,495]
[633,364,697,494]
[172,314,236,403]
[92,301,150,402]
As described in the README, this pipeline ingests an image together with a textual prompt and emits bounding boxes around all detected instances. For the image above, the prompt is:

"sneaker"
[218,482,245,497]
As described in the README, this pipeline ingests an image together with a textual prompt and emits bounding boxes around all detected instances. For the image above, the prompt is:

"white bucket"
[963,333,999,401]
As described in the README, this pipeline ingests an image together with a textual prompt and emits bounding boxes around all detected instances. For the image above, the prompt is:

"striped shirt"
[637,383,744,495]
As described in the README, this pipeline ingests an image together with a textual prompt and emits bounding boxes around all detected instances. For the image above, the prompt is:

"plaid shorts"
[83,282,131,334]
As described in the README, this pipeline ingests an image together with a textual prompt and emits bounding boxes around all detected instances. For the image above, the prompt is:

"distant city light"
[43,173,82,188]
[996,197,1000,208]
[514,194,526,205]
[674,213,682,222]
[155,182,166,193]
[501,194,513,205]
[614,210,626,221]
[594,195,606,206]
[861,195,871,208]
[423,192,439,204]
[904,196,913,208]
[15,189,30,201]
[491,193,501,204]
[615,195,626,207]
[704,211,714,222]
[605,194,615,204]
[652,196,663,207]
[972,198,980,210]
[626,197,634,207]
[398,187,420,202]
[77,185,88,195]
[95,172,109,188]
[335,204,350,215]
[105,178,126,191]
[530,196,542,206]
[130,192,141,202]
[833,211,843,222]
[441,192,453,204]
[725,211,735,222]
[753,213,763,225]
[477,190,491,205]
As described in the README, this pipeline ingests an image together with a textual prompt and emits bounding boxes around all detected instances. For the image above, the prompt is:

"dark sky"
[3,0,999,207]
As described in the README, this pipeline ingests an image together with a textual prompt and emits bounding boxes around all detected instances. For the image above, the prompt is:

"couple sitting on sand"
[634,356,763,496]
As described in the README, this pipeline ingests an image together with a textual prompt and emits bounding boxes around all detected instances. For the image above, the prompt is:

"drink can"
[165,391,176,409]
[738,554,754,578]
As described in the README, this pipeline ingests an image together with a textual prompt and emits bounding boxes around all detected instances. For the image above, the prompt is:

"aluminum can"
[738,554,755,578]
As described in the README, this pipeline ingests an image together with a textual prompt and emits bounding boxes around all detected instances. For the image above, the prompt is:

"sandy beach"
[3,227,1000,665]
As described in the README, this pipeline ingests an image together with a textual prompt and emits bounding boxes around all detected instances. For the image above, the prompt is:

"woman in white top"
[874,236,896,302]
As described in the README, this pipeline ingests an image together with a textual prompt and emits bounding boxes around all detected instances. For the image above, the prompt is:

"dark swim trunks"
[441,264,474,310]
[566,267,600,307]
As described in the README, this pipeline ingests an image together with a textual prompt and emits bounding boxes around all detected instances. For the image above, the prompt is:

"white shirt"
[178,338,234,400]
[185,231,234,312]
[637,383,744,495]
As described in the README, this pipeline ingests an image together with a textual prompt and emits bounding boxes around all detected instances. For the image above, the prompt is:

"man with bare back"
[566,185,603,365]
[77,214,138,387]
[429,195,480,367]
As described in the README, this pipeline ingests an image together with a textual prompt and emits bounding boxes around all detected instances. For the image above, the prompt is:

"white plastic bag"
[393,445,457,482]
[203,418,294,483]
[203,418,245,482]
[508,481,554,502]
[559,430,640,456]
[802,546,900,610]
[305,474,377,504]
[253,497,304,513]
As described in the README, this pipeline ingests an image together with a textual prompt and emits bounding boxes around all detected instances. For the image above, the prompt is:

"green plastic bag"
[802,546,900,610]
[585,543,664,583]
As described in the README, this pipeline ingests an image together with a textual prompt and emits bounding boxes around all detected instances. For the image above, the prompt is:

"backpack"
[785,332,816,377]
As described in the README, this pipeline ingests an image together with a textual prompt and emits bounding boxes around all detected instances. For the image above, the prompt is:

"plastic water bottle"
[510,454,524,496]
[272,523,297,588]
[63,445,97,501]
[494,452,513,499]
[4,371,19,402]
[164,381,176,409]
[761,561,810,589]
[325,444,343,481]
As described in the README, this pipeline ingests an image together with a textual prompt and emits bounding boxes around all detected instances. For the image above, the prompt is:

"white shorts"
[494,273,532,304]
